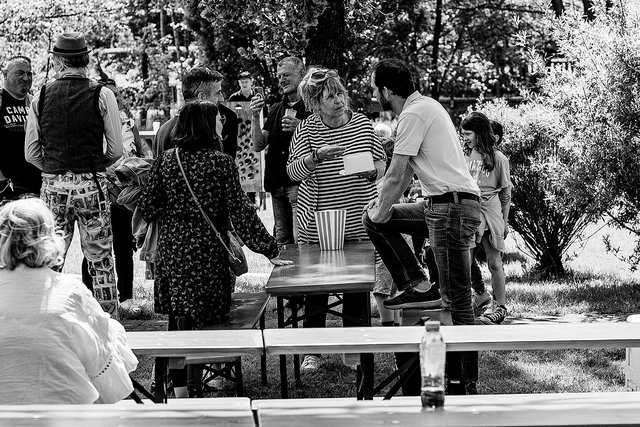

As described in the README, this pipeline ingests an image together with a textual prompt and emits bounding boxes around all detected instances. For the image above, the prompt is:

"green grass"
[61,202,640,398]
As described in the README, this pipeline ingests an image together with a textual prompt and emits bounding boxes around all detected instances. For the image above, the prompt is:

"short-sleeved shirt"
[262,96,311,192]
[394,92,480,197]
[466,149,511,200]
[0,89,41,194]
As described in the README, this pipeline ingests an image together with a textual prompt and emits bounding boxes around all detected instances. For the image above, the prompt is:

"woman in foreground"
[0,198,138,404]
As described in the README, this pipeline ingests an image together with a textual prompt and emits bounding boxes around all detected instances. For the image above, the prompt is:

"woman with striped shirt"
[287,68,386,371]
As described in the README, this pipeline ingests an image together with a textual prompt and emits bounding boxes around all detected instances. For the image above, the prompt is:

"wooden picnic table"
[0,397,254,427]
[265,241,376,399]
[253,393,640,426]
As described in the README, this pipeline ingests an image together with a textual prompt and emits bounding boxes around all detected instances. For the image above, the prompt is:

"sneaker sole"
[384,298,443,310]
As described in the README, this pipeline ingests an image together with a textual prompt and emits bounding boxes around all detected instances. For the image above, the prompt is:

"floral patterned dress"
[139,147,278,328]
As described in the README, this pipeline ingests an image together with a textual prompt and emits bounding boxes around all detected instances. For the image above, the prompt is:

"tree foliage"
[533,2,640,269]
[0,0,132,86]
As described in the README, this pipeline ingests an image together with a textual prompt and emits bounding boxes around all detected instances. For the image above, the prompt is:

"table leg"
[154,357,167,403]
[277,296,288,398]
[291,297,301,386]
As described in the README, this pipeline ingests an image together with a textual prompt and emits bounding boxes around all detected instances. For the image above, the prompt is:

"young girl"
[461,112,512,324]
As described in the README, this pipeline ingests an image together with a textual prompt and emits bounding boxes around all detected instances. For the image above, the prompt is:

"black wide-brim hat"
[50,32,91,57]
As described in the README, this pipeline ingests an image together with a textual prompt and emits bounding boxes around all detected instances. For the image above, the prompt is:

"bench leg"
[235,359,244,396]
[291,298,301,387]
[277,296,289,398]
[260,311,268,385]
[154,357,168,403]
[360,353,374,400]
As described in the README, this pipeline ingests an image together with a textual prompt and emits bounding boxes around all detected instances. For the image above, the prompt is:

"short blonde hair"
[0,199,65,270]
[298,67,350,116]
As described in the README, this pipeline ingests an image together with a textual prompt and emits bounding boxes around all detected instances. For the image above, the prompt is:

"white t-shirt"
[0,265,138,404]
[393,92,480,197]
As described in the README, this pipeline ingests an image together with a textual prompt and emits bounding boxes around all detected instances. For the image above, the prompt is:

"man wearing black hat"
[229,71,255,102]
[25,32,123,315]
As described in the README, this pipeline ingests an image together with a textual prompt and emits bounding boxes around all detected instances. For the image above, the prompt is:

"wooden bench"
[0,397,254,427]
[128,329,263,403]
[182,292,269,396]
[252,393,640,426]
[263,322,640,399]
[128,292,268,401]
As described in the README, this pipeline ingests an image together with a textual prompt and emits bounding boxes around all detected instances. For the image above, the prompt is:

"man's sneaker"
[301,355,320,371]
[383,285,442,310]
[476,302,507,325]
[472,290,492,316]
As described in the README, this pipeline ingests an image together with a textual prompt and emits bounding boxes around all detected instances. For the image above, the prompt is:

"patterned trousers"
[41,172,117,315]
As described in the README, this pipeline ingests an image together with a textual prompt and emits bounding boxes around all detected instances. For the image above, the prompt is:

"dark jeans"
[424,244,485,294]
[362,199,482,392]
[303,293,369,328]
[270,185,298,246]
[82,204,135,301]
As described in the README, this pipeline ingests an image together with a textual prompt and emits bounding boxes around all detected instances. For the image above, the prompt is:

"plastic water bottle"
[420,321,446,408]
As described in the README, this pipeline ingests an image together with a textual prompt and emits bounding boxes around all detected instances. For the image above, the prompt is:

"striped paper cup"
[314,209,346,251]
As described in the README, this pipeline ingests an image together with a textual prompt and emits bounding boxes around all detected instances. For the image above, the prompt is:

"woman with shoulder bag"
[139,101,291,398]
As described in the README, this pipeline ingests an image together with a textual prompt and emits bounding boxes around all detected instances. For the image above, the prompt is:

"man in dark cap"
[229,71,255,102]
[25,32,123,315]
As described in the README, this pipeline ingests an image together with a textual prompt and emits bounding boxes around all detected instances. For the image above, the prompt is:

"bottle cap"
[424,320,440,331]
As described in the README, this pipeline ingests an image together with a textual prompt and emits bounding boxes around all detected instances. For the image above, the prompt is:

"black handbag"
[175,148,249,276]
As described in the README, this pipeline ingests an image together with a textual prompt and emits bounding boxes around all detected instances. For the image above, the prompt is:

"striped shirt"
[287,112,386,243]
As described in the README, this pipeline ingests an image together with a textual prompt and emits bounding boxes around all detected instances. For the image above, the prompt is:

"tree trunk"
[582,0,595,20]
[430,0,443,99]
[550,0,564,17]
[305,0,346,74]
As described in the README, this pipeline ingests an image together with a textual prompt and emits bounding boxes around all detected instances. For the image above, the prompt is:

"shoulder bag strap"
[175,148,235,257]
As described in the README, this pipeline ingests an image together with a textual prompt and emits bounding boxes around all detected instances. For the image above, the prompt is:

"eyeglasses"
[308,69,338,86]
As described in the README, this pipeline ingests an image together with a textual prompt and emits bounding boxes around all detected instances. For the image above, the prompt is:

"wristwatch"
[312,148,322,164]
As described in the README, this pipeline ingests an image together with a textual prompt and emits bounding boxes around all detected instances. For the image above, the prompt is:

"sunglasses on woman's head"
[308,69,338,86]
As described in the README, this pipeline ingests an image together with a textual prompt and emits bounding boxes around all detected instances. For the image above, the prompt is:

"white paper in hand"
[341,152,374,175]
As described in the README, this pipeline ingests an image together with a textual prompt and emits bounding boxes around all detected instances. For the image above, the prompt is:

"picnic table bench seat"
[0,397,254,427]
[127,292,268,402]
[263,322,640,399]
[252,393,640,426]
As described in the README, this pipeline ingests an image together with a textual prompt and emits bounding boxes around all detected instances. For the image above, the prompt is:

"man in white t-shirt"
[363,58,482,395]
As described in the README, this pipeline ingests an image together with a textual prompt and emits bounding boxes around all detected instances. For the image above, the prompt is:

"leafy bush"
[475,99,591,277]
[533,4,640,269]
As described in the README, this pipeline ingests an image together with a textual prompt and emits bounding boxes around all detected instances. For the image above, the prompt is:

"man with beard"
[249,57,310,245]
[0,56,41,203]
[362,58,482,395]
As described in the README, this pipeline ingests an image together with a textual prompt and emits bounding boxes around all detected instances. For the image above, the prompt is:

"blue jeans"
[362,199,482,391]
[270,185,298,246]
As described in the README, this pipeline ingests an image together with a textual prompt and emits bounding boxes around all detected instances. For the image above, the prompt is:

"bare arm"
[102,89,123,166]
[250,95,269,151]
[24,95,43,170]
[367,154,414,223]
